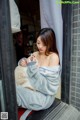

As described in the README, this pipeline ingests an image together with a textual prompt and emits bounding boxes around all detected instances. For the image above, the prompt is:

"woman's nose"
[39,45,43,48]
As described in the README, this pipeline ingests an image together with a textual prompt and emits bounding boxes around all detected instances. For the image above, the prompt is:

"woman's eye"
[37,42,40,44]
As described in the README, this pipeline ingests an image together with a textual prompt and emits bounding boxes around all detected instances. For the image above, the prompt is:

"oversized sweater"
[16,61,61,110]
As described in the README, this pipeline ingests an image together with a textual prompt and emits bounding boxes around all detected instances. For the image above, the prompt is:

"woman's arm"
[27,62,60,95]
[18,52,38,67]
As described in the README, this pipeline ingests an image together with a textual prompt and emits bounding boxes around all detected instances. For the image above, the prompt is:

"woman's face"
[36,36,47,54]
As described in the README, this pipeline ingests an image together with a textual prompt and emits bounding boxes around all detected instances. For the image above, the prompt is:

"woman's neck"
[38,52,46,57]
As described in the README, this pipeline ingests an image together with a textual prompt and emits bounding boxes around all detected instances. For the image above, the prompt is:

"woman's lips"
[39,49,43,51]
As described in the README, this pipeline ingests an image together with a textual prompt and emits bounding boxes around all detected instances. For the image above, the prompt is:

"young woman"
[16,28,61,111]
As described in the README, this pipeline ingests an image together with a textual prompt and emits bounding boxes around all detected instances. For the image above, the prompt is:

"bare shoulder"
[49,53,59,66]
[50,53,59,60]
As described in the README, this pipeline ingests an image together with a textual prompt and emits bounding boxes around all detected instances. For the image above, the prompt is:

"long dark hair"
[37,28,58,56]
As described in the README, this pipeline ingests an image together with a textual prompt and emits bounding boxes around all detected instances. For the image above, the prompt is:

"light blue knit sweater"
[16,61,61,110]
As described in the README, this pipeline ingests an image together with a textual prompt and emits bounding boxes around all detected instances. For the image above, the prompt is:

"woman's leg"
[16,86,29,108]
[16,85,48,110]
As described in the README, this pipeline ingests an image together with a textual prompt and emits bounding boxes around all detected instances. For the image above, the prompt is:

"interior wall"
[62,4,80,111]
[70,4,80,111]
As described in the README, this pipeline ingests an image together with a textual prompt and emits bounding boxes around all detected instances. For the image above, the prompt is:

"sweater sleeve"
[18,57,27,66]
[27,62,60,95]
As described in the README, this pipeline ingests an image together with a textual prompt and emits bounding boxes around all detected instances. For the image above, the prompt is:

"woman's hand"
[19,54,38,67]
[27,54,38,63]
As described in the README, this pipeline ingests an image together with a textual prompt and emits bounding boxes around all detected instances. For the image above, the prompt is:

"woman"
[16,28,61,111]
